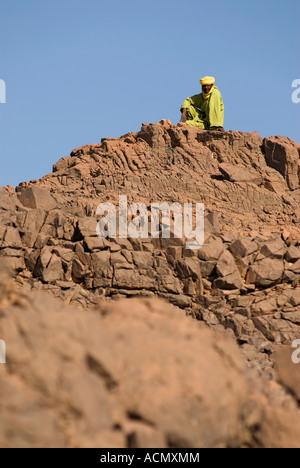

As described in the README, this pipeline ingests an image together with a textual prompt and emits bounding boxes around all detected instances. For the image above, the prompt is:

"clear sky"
[0,0,299,188]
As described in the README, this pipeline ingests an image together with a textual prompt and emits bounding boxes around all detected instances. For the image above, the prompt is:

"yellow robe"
[181,88,224,129]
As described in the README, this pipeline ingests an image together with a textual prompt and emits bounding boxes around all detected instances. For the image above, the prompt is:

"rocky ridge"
[1,120,300,447]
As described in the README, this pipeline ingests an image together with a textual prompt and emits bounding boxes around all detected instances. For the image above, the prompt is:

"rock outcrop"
[1,120,300,447]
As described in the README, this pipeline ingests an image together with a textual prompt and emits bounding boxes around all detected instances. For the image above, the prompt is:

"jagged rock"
[77,217,98,239]
[214,272,244,291]
[17,187,57,211]
[84,237,111,251]
[263,136,300,190]
[219,163,262,184]
[289,259,300,274]
[2,121,300,447]
[111,252,131,267]
[252,315,299,344]
[229,238,259,258]
[158,273,182,294]
[247,258,284,287]
[2,227,23,249]
[204,212,221,236]
[176,257,202,281]
[91,251,112,287]
[199,260,216,278]
[198,237,225,261]
[260,239,286,260]
[113,269,156,290]
[214,250,244,290]
[285,246,300,263]
[72,257,88,283]
[251,298,278,317]
[0,256,25,275]
[40,253,64,283]
[132,252,154,270]
[235,254,256,279]
[289,289,300,307]
[0,283,257,448]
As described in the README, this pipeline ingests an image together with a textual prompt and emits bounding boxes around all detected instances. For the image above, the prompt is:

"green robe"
[181,88,224,130]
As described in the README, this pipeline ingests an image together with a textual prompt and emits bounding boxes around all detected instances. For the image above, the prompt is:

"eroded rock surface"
[1,121,300,447]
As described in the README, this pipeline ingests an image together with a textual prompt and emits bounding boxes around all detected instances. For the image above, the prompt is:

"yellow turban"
[200,76,216,86]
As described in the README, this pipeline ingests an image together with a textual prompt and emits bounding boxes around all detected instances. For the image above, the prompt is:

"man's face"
[202,84,213,94]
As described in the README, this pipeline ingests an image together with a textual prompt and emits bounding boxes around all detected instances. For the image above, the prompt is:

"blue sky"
[0,0,299,187]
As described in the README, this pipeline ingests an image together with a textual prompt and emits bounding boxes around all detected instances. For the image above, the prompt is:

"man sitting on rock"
[179,76,225,131]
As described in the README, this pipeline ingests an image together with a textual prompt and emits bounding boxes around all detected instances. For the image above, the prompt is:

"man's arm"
[180,108,187,123]
[179,95,201,124]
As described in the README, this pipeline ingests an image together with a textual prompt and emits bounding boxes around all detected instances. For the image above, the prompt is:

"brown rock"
[274,345,300,401]
[199,260,216,278]
[0,288,251,448]
[216,250,240,278]
[251,298,278,317]
[254,405,300,448]
[289,259,300,274]
[127,425,167,449]
[198,237,225,261]
[111,252,132,268]
[72,257,88,283]
[289,289,300,307]
[113,269,155,290]
[84,237,111,251]
[263,136,300,190]
[247,258,284,287]
[214,272,243,291]
[176,257,202,281]
[219,163,262,184]
[17,187,57,210]
[77,217,98,239]
[91,251,112,276]
[260,239,286,260]
[285,246,300,263]
[132,251,154,270]
[166,246,183,262]
[229,238,259,258]
[42,254,63,283]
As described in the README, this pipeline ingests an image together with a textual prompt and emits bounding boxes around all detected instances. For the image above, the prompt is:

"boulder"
[229,238,259,258]
[0,288,251,448]
[216,250,240,278]
[219,163,262,184]
[263,136,300,190]
[260,239,286,260]
[285,246,300,263]
[247,258,284,287]
[198,237,225,261]
[176,257,202,281]
[214,272,244,291]
[17,187,57,211]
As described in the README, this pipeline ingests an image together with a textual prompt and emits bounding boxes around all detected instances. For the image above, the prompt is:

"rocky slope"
[0,120,300,447]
